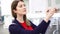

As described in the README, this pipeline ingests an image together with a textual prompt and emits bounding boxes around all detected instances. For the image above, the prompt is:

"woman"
[9,0,57,34]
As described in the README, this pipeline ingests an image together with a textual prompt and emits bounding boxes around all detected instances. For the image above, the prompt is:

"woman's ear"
[13,10,17,13]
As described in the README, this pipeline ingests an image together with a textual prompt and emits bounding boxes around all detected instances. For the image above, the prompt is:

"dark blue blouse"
[9,19,50,34]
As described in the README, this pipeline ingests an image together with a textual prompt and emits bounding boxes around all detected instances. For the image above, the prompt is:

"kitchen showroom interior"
[0,0,60,34]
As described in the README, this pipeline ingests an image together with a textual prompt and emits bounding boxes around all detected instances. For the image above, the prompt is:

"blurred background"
[0,0,60,34]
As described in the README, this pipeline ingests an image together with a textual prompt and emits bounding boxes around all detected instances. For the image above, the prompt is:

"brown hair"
[11,0,31,26]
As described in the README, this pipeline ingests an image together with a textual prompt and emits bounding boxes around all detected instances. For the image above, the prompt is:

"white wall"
[1,0,13,16]
[29,0,48,13]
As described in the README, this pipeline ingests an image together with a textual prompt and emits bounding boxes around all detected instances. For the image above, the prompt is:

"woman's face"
[14,1,26,15]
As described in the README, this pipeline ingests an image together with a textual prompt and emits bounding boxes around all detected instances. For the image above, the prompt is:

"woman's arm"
[30,20,50,34]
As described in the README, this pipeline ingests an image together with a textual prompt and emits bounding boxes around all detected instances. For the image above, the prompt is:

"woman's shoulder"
[9,23,18,28]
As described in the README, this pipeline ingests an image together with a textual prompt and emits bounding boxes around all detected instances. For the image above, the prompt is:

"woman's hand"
[44,7,57,23]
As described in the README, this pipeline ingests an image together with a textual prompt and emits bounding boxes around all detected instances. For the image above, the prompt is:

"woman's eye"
[19,5,22,8]
[18,4,26,8]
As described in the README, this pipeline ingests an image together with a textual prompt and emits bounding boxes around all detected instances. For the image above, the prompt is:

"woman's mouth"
[24,9,26,12]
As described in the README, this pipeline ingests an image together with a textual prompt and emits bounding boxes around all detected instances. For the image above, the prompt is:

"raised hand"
[44,7,57,23]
